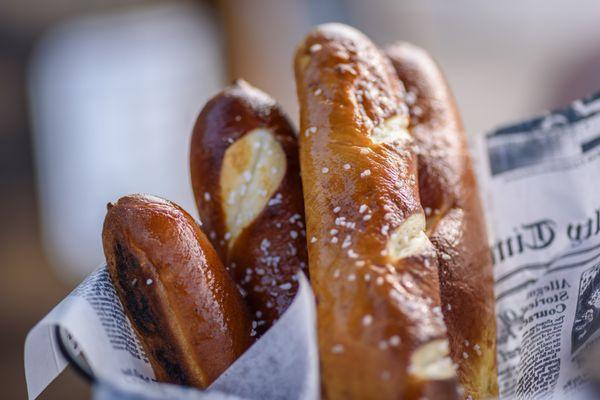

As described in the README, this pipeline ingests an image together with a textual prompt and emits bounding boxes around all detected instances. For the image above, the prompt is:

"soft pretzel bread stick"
[386,43,498,399]
[102,194,253,388]
[295,24,458,399]
[190,80,308,336]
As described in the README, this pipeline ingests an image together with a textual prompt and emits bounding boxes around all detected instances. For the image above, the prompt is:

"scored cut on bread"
[387,42,499,399]
[295,23,458,400]
[190,80,308,336]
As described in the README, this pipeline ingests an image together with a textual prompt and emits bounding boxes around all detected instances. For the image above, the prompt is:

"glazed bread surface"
[190,80,308,336]
[386,42,498,399]
[102,194,253,388]
[295,23,458,399]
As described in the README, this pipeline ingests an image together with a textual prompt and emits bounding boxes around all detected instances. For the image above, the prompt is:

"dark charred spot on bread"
[153,347,188,385]
[113,240,158,335]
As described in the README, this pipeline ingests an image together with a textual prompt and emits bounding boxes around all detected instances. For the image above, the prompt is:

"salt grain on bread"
[386,42,498,398]
[102,194,253,388]
[295,23,458,399]
[190,80,308,336]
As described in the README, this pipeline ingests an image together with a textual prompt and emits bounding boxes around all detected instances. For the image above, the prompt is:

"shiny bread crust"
[386,42,498,399]
[102,194,253,388]
[295,24,458,399]
[190,80,308,336]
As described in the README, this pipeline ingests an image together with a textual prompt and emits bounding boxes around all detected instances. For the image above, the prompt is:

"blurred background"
[2,0,600,398]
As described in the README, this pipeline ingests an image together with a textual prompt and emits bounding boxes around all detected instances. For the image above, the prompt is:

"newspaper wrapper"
[25,92,600,399]
[24,268,318,400]
[474,92,600,399]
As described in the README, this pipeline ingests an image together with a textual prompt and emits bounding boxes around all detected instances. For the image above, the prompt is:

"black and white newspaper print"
[476,92,600,399]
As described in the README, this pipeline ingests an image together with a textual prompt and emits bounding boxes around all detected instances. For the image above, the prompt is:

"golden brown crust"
[386,42,498,399]
[190,80,308,336]
[102,194,253,388]
[295,23,458,399]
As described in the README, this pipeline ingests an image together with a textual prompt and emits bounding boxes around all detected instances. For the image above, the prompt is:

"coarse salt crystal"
[305,127,317,137]
[389,336,401,346]
[310,43,323,53]
[342,235,352,249]
[331,344,344,354]
[268,193,282,206]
